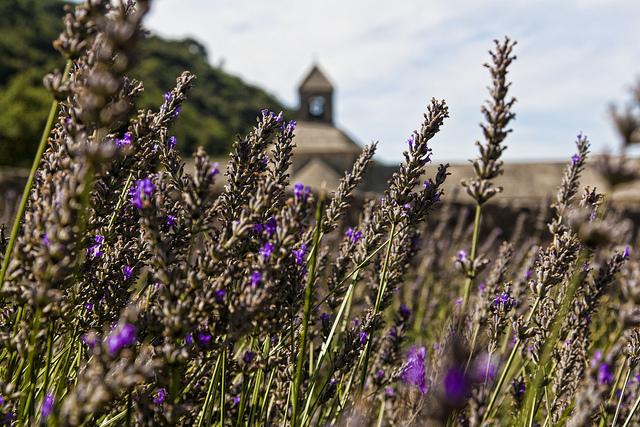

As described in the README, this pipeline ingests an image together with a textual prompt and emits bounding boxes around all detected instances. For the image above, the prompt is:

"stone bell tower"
[298,64,334,124]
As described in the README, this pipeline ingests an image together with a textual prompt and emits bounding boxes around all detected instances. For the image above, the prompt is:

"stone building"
[284,64,640,209]
[288,64,365,192]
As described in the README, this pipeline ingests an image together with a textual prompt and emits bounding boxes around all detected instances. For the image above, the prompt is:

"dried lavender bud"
[461,37,517,205]
[549,133,590,235]
[385,98,449,221]
[323,143,377,233]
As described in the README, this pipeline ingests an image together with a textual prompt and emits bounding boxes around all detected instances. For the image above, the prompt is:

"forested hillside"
[0,0,292,167]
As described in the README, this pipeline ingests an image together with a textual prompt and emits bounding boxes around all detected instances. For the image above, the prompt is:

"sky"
[143,0,640,165]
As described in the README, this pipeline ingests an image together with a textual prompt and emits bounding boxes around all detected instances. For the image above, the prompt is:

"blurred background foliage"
[0,0,293,167]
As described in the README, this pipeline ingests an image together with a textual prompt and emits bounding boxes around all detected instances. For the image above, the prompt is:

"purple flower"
[81,333,98,348]
[287,120,297,132]
[293,183,305,198]
[185,334,193,345]
[163,92,171,102]
[294,243,307,265]
[260,242,274,259]
[345,227,362,244]
[154,388,166,405]
[456,297,463,304]
[43,233,50,245]
[320,313,331,322]
[170,136,177,150]
[85,302,93,311]
[131,178,154,209]
[216,290,226,301]
[443,366,470,402]
[624,247,630,258]
[598,363,614,384]
[399,304,412,318]
[243,351,255,363]
[572,154,580,165]
[87,235,104,258]
[265,218,277,236]
[250,271,261,287]
[458,250,468,261]
[173,106,181,118]
[359,332,368,343]
[123,266,133,280]
[252,221,263,232]
[592,349,603,366]
[212,162,220,176]
[275,111,283,122]
[407,134,415,149]
[40,394,54,418]
[401,347,427,393]
[167,215,176,226]
[196,332,212,348]
[115,132,132,147]
[107,324,136,355]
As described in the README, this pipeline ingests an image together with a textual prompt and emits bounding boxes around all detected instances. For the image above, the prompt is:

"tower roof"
[299,64,334,92]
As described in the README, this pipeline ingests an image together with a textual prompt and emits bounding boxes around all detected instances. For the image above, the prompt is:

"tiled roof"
[292,122,362,155]
[290,157,345,194]
[298,65,333,91]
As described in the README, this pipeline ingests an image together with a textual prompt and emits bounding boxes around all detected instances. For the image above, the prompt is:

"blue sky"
[144,0,640,165]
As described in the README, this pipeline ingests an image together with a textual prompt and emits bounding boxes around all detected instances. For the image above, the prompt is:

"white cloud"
[144,0,640,164]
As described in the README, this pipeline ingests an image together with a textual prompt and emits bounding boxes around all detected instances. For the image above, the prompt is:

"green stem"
[41,321,56,399]
[170,365,180,405]
[197,351,223,427]
[234,375,250,427]
[248,338,270,426]
[260,371,277,425]
[219,348,227,427]
[0,61,72,290]
[360,222,397,392]
[301,275,359,426]
[611,363,631,427]
[54,320,79,399]
[459,203,482,332]
[19,308,43,424]
[106,172,134,231]
[376,397,385,427]
[622,386,640,427]
[483,296,541,421]
[292,191,325,425]
[518,249,589,426]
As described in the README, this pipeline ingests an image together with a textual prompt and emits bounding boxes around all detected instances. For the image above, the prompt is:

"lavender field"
[1,1,640,426]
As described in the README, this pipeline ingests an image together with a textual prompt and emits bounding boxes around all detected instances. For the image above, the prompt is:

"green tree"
[0,0,292,166]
